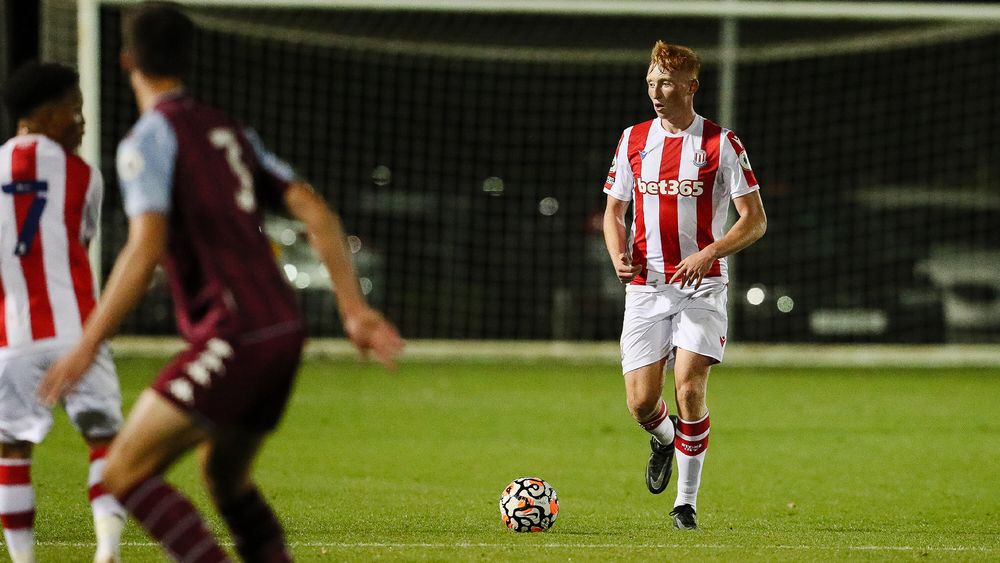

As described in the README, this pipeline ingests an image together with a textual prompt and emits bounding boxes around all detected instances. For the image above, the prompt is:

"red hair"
[650,41,700,79]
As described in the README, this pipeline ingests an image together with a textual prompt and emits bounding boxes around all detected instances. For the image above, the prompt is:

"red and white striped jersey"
[0,134,101,353]
[603,115,759,287]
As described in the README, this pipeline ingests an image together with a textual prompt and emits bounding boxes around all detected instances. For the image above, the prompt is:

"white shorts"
[0,343,123,444]
[619,281,729,374]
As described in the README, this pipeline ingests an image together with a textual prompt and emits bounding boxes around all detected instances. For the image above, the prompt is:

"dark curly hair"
[2,61,79,124]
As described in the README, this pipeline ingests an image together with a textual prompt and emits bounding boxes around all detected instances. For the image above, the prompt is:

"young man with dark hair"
[603,41,767,530]
[40,3,404,561]
[0,61,126,563]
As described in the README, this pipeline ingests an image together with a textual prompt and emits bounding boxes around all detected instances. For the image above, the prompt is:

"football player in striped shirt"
[602,41,767,530]
[0,63,125,563]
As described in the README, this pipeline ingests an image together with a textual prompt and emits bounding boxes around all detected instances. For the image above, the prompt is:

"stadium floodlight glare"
[777,296,794,314]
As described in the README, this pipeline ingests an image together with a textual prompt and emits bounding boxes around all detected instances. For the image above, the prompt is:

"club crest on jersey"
[693,149,707,168]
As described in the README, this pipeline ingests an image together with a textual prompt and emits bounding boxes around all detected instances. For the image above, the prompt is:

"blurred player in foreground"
[0,62,126,563]
[39,3,403,561]
[602,41,766,530]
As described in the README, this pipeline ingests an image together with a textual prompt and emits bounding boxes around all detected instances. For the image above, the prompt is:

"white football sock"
[673,413,710,511]
[639,398,675,445]
[0,458,35,563]
[88,448,125,563]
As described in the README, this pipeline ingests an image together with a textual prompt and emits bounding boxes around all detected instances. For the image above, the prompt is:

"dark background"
[4,3,999,343]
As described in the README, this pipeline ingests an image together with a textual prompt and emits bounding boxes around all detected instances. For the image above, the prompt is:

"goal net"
[59,1,1000,343]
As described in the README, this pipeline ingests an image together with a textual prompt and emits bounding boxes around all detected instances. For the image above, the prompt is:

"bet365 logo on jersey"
[636,178,704,197]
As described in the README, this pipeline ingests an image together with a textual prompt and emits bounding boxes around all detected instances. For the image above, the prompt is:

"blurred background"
[3,0,999,345]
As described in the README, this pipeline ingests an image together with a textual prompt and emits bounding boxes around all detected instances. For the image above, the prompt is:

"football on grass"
[499,477,559,532]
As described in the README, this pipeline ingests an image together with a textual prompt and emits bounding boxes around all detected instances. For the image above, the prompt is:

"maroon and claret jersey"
[116,92,301,341]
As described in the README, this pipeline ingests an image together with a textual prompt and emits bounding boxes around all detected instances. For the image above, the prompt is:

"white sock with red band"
[674,412,711,511]
[639,398,675,446]
[0,458,35,563]
[88,446,126,563]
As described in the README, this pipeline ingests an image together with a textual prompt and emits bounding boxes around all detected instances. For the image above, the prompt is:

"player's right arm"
[37,217,165,405]
[602,130,641,283]
[604,196,641,283]
[39,111,176,404]
[282,182,403,370]
[79,213,166,350]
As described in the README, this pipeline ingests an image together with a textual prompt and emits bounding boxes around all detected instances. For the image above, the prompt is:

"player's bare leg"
[83,436,126,563]
[0,442,34,563]
[101,391,205,492]
[624,358,668,422]
[672,349,711,421]
[669,348,714,529]
[624,358,677,494]
[199,430,291,562]
[101,390,231,562]
[0,442,31,459]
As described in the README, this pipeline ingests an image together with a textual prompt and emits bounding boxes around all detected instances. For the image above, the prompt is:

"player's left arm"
[245,129,403,367]
[670,191,767,289]
[282,183,404,369]
[82,167,104,244]
[39,212,168,405]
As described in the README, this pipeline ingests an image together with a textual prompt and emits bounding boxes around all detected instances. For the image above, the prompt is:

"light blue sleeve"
[116,110,177,217]
[243,128,297,183]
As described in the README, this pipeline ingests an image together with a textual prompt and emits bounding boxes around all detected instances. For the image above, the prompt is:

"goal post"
[82,1,1000,19]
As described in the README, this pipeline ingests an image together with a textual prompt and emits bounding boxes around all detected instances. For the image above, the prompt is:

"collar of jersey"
[654,114,702,138]
[152,87,187,107]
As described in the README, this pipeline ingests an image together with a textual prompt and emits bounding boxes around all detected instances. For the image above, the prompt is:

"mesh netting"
[87,6,999,342]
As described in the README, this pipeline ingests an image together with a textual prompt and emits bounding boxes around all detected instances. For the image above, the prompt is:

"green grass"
[24,357,1000,561]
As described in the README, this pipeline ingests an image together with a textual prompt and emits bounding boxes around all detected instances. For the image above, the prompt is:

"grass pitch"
[25,356,1000,561]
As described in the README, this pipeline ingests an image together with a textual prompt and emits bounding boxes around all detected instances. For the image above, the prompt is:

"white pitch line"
[19,541,998,552]
[306,543,995,552]
[110,337,1000,368]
